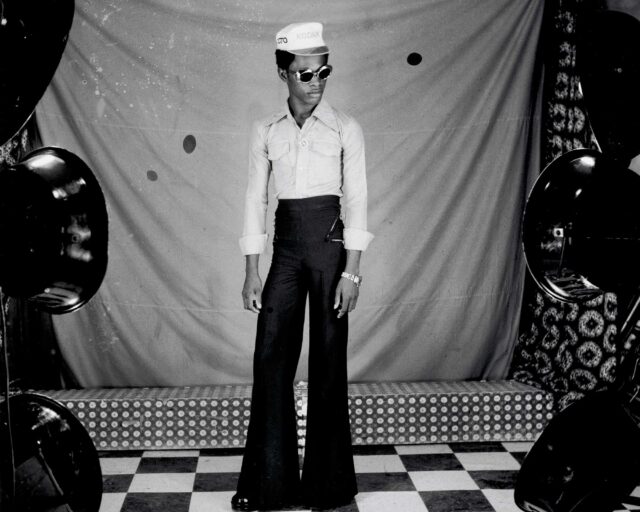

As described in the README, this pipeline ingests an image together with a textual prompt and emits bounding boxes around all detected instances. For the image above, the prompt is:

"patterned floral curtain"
[508,0,622,411]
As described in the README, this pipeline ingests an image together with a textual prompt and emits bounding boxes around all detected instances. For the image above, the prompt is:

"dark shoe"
[231,494,257,511]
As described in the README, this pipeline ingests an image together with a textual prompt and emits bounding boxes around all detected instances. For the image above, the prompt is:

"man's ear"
[277,67,288,83]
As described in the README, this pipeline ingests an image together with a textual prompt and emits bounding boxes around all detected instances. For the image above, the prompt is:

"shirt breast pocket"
[309,140,342,187]
[268,140,294,190]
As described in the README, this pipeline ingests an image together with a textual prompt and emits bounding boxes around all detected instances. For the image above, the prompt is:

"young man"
[233,22,373,511]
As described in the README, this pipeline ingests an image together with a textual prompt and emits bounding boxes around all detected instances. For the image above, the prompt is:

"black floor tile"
[468,470,519,489]
[356,472,416,492]
[419,490,494,512]
[199,447,245,456]
[623,495,640,506]
[352,445,397,455]
[400,453,464,471]
[193,472,239,492]
[98,450,144,458]
[136,456,199,473]
[121,492,191,512]
[449,442,506,453]
[102,474,134,493]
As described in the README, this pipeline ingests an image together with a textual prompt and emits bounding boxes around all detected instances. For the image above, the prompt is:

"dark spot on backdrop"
[183,134,196,154]
[407,52,422,66]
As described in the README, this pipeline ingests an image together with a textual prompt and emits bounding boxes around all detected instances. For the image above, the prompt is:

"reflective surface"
[0,393,102,512]
[0,147,108,314]
[522,148,640,303]
[578,9,640,163]
[0,0,75,146]
[515,391,640,512]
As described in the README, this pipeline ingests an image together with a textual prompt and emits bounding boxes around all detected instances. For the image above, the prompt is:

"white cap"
[275,22,329,55]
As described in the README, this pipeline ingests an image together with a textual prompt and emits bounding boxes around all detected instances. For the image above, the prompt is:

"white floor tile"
[356,491,427,512]
[409,470,480,491]
[128,473,196,493]
[100,457,140,475]
[189,492,234,512]
[190,492,313,512]
[501,442,533,452]
[394,444,453,455]
[354,454,406,473]
[483,489,521,512]
[196,455,243,473]
[142,450,200,458]
[455,451,521,471]
[98,492,126,512]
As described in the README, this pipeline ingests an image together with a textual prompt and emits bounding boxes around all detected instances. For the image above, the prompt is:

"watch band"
[341,272,362,287]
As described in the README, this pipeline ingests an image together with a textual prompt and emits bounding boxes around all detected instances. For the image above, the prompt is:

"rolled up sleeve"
[341,118,374,251]
[239,121,270,255]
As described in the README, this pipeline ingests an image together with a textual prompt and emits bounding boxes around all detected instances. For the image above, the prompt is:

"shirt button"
[300,139,308,148]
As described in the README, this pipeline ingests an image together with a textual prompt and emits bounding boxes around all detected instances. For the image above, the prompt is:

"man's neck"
[288,97,319,128]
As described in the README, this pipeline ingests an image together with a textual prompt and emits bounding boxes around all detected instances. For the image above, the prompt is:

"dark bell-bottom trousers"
[236,195,357,509]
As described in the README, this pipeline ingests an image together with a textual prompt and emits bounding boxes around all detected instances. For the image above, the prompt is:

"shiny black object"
[577,9,640,163]
[522,148,640,303]
[0,0,74,146]
[0,147,108,313]
[0,393,102,512]
[514,391,640,512]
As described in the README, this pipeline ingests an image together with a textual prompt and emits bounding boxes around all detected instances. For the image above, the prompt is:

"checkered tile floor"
[98,442,640,512]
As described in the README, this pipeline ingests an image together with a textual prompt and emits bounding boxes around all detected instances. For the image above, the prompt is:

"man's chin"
[306,92,323,104]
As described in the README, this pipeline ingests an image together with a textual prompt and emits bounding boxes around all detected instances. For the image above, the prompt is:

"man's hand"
[334,277,359,319]
[242,273,263,313]
[242,254,262,313]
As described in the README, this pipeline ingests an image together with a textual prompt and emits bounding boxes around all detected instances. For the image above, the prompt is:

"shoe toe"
[231,494,256,511]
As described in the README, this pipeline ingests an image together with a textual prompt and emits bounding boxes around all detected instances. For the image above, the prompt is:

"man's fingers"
[337,287,360,317]
[243,291,262,313]
[338,296,351,318]
[334,286,342,309]
[249,295,262,313]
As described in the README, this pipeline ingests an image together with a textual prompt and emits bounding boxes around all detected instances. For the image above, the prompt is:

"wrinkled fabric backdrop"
[36,0,544,387]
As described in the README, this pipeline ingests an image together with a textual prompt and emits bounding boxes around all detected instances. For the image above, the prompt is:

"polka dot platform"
[36,380,553,451]
[346,381,554,446]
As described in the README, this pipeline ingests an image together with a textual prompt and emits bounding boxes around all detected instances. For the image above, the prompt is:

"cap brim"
[289,46,329,56]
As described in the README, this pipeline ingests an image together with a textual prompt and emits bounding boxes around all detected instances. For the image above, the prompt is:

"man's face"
[279,54,329,108]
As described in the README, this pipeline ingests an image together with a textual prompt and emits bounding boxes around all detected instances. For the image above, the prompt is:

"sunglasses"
[290,65,332,83]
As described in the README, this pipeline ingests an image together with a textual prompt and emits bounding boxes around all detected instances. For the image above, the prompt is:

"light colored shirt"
[239,99,374,255]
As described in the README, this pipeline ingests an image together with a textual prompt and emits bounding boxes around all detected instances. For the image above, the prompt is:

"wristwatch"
[341,272,362,287]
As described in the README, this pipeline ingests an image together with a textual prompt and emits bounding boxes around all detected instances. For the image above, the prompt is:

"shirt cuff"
[344,228,374,251]
[239,234,269,255]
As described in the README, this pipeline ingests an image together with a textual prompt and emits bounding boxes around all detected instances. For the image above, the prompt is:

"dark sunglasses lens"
[318,67,331,80]
[298,71,314,82]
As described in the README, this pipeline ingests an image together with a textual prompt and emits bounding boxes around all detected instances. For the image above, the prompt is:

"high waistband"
[276,195,340,213]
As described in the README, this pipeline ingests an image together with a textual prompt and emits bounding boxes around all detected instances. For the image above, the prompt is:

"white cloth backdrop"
[36,0,543,386]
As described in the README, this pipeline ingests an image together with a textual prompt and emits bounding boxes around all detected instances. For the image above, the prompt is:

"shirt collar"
[267,98,339,132]
[311,99,339,132]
